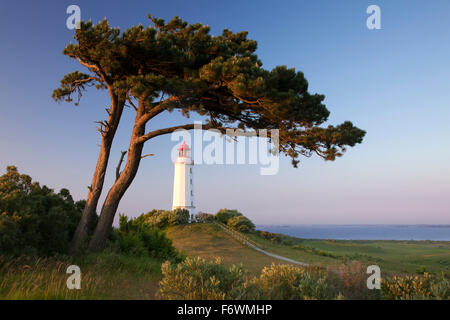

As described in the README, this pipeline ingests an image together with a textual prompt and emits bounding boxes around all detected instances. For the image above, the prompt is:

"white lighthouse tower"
[172,140,196,222]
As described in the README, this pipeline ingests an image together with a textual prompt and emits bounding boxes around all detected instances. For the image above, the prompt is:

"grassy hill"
[165,224,281,274]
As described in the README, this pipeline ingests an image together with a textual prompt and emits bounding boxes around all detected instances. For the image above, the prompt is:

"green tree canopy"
[216,209,243,224]
[0,166,86,255]
[54,15,365,166]
[227,215,256,233]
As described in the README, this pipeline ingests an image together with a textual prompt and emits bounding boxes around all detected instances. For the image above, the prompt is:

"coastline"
[256,224,450,241]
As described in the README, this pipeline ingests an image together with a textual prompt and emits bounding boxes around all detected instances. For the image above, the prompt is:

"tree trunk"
[69,95,125,254]
[88,116,145,251]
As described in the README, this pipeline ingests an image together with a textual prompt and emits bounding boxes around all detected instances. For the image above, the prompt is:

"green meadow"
[167,224,450,276]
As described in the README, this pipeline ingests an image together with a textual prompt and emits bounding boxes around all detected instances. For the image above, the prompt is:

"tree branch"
[137,122,218,144]
[76,57,100,72]
[115,151,127,181]
[126,95,138,112]
[135,122,236,144]
[135,96,180,126]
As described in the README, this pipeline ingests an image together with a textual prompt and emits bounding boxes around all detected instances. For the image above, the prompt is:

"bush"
[195,212,215,223]
[382,273,449,300]
[215,209,242,224]
[134,209,189,229]
[0,213,21,252]
[227,215,255,233]
[159,258,332,300]
[250,264,329,300]
[256,230,296,245]
[159,257,247,299]
[113,215,181,261]
[158,257,449,300]
[0,166,86,256]
[257,230,281,242]
[326,261,381,300]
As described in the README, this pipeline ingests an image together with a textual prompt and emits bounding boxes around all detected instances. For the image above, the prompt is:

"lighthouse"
[172,140,196,222]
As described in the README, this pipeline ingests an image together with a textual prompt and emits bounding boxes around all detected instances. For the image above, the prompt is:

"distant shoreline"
[256,224,450,241]
[258,224,450,227]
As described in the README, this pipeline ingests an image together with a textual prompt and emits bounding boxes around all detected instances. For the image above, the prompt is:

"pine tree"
[54,15,365,252]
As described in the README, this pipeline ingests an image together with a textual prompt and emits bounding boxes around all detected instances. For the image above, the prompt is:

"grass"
[0,253,162,300]
[165,224,282,274]
[245,232,450,276]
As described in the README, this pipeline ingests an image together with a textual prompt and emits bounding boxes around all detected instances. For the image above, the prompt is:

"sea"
[255,224,450,241]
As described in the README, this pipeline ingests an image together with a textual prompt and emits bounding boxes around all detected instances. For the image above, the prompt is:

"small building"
[172,140,196,222]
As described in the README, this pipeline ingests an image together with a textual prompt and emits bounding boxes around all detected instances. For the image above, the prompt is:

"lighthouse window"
[191,190,193,196]
[190,179,192,184]
[190,168,192,174]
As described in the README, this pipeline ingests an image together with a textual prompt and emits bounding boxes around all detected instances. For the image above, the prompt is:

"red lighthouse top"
[178,140,190,151]
[177,140,191,158]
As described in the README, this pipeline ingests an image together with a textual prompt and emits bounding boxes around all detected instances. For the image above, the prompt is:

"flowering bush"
[159,257,246,300]
[382,273,449,300]
[250,264,329,300]
[326,261,381,300]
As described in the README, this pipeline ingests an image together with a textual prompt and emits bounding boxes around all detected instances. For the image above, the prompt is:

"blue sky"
[0,0,449,224]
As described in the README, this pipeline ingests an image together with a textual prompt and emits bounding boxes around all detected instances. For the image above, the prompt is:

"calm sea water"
[256,225,450,241]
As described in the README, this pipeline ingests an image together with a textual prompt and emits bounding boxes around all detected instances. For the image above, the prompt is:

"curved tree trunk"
[69,95,125,254]
[88,114,145,252]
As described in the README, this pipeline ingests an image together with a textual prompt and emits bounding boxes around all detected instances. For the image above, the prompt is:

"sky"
[0,0,449,225]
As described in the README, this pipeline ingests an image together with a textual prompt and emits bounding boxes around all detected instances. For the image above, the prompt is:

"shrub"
[326,261,381,300]
[257,230,281,242]
[159,257,247,299]
[0,213,21,252]
[159,258,333,300]
[168,209,190,225]
[134,209,189,229]
[0,166,86,256]
[113,215,181,261]
[227,215,255,233]
[381,273,449,300]
[256,230,296,245]
[416,265,428,275]
[250,264,329,300]
[195,212,215,223]
[215,209,242,224]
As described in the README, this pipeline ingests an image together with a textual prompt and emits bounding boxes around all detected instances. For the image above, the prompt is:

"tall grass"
[0,253,164,300]
[0,255,108,299]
